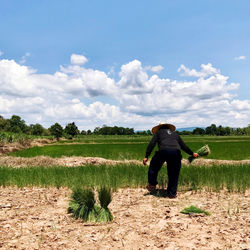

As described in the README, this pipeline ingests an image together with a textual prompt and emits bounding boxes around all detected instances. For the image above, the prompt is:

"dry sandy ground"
[0,187,249,249]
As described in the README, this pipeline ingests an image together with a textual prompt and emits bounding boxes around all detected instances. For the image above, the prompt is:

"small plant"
[68,188,96,221]
[180,205,210,215]
[188,144,211,163]
[68,187,113,223]
[97,186,113,222]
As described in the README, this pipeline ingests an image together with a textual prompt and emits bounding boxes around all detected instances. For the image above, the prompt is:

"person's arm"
[145,134,157,158]
[143,134,157,165]
[177,134,194,155]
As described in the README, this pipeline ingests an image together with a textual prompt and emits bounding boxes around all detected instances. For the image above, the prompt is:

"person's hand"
[193,153,199,158]
[143,158,148,165]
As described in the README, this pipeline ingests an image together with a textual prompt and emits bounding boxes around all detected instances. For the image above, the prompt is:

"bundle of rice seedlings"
[68,188,96,221]
[97,186,113,222]
[188,144,211,163]
[180,205,210,215]
[68,186,113,223]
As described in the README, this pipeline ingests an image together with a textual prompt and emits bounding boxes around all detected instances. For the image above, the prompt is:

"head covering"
[152,122,176,134]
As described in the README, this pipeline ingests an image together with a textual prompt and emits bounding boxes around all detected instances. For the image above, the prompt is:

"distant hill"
[176,127,205,132]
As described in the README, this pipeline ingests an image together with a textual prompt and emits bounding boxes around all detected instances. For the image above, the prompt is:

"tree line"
[1,115,250,140]
[179,124,250,136]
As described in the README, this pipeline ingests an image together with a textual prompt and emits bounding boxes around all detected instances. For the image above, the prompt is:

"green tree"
[30,123,44,136]
[93,127,101,135]
[193,127,205,135]
[64,122,79,138]
[0,116,9,131]
[7,115,27,133]
[245,125,250,135]
[49,123,63,140]
[205,124,217,135]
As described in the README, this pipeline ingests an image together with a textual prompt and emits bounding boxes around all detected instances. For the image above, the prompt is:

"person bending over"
[143,122,198,198]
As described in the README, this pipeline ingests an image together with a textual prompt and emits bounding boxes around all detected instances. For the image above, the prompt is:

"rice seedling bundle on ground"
[68,187,113,223]
[188,144,211,163]
[97,186,113,222]
[180,205,210,215]
[68,188,96,221]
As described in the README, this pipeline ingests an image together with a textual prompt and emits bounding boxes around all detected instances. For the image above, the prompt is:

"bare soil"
[0,187,249,249]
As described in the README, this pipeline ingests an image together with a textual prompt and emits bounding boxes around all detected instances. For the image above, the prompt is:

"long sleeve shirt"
[145,128,193,158]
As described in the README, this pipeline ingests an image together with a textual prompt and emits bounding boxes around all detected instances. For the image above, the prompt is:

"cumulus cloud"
[234,55,246,61]
[145,65,164,73]
[177,63,220,78]
[70,54,88,65]
[0,56,249,130]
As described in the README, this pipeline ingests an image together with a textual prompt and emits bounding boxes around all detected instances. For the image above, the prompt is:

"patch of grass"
[180,205,210,215]
[8,144,148,160]
[0,164,249,192]
[8,139,250,160]
[181,141,250,160]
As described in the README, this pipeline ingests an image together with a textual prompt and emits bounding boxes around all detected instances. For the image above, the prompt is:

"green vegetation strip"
[180,206,210,215]
[9,140,250,160]
[0,164,249,192]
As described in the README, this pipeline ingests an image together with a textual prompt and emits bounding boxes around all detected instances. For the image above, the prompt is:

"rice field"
[8,135,250,160]
[0,164,249,192]
[1,135,250,249]
[1,135,250,192]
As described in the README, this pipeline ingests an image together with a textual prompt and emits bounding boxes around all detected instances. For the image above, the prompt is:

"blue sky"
[0,1,249,130]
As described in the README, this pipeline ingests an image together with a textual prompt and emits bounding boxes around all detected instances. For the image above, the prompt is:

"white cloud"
[59,64,117,97]
[19,52,31,64]
[118,60,153,94]
[234,55,246,61]
[70,54,88,65]
[145,65,164,73]
[0,57,249,130]
[178,63,220,78]
[0,50,3,56]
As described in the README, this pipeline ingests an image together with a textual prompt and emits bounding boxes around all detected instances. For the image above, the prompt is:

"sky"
[0,0,250,131]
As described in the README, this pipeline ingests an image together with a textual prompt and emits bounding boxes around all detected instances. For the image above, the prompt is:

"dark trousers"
[148,149,182,196]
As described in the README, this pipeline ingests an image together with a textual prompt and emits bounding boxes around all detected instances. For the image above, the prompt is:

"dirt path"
[0,187,249,249]
[0,156,250,168]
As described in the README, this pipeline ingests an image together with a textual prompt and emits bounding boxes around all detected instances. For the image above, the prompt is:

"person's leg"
[166,150,182,197]
[148,151,166,187]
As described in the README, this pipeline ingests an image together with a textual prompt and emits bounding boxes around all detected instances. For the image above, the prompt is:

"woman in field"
[143,122,198,198]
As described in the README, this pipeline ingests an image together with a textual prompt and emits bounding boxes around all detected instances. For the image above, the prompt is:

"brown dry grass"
[0,138,53,156]
[0,187,249,249]
[0,156,250,168]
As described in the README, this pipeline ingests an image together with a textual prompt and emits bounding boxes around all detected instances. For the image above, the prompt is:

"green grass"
[0,164,249,192]
[182,141,250,160]
[9,143,147,159]
[180,205,210,215]
[9,139,250,160]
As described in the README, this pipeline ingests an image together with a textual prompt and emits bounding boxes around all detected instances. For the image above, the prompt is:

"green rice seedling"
[68,187,113,222]
[69,188,96,221]
[67,200,79,214]
[98,186,112,209]
[97,186,113,222]
[180,205,210,215]
[188,144,211,163]
[0,164,249,192]
[97,207,113,222]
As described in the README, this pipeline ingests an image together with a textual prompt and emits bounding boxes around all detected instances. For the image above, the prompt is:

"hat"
[152,122,176,134]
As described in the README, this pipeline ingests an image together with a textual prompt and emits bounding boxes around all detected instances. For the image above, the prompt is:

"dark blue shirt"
[145,128,193,158]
